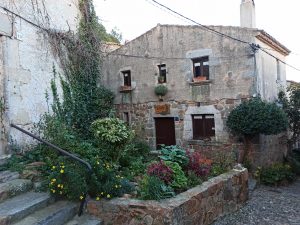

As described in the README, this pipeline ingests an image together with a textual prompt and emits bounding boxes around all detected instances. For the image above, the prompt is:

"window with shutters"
[192,114,215,139]
[192,56,209,81]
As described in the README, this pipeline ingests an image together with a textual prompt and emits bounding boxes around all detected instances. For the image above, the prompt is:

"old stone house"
[0,0,81,160]
[103,0,290,166]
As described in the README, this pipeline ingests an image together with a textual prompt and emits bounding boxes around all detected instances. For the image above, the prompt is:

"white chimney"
[240,0,256,28]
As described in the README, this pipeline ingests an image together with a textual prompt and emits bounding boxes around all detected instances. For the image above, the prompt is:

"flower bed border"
[87,168,248,225]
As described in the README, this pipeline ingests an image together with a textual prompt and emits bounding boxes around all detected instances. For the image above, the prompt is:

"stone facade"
[0,0,81,155]
[87,167,249,225]
[104,24,290,167]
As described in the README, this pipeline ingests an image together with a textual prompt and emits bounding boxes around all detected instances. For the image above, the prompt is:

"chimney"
[240,0,256,28]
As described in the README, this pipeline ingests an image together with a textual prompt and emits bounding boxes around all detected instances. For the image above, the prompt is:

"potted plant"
[193,76,207,82]
[154,85,168,101]
[158,75,165,83]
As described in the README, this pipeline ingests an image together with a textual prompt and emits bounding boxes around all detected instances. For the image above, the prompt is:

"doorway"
[155,117,176,149]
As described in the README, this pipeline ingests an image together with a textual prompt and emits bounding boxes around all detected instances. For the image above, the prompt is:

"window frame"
[122,70,131,87]
[192,56,209,80]
[158,64,167,83]
[192,114,215,140]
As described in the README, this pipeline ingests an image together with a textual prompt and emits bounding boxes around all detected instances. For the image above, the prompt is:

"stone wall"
[87,168,249,225]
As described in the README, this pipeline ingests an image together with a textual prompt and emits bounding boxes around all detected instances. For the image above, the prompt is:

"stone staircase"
[0,170,102,225]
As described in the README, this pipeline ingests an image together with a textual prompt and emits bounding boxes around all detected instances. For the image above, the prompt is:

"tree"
[278,82,300,150]
[227,97,288,163]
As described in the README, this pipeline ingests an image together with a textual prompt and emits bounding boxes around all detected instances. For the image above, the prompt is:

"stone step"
[0,192,52,225]
[0,179,32,203]
[0,154,11,166]
[65,215,103,225]
[0,171,20,183]
[12,200,78,225]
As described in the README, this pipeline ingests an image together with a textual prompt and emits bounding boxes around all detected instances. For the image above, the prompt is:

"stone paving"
[213,178,300,225]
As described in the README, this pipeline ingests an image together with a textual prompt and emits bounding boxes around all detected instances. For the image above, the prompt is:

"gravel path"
[213,178,300,225]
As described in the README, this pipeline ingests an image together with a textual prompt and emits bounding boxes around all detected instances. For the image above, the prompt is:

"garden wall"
[87,167,248,225]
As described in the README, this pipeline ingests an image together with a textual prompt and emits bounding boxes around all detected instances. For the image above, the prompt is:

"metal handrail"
[10,123,93,216]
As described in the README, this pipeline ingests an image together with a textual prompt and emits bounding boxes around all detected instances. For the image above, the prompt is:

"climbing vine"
[46,0,115,138]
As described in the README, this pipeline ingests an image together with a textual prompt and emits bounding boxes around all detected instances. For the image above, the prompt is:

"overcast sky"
[94,0,300,82]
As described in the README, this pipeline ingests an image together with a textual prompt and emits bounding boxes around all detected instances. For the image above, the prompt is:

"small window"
[158,64,167,83]
[123,112,130,125]
[276,59,281,81]
[122,70,131,86]
[192,114,215,139]
[192,57,209,80]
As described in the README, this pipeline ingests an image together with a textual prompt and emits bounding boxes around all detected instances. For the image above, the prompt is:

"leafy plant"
[210,151,236,177]
[165,161,187,190]
[146,161,173,184]
[255,163,296,186]
[159,145,189,167]
[186,171,203,188]
[91,118,134,162]
[139,175,175,200]
[185,151,211,178]
[154,85,168,96]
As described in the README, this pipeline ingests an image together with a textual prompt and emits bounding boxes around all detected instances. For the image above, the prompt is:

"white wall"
[0,0,80,152]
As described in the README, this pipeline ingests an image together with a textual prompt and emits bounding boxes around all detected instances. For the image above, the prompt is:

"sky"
[94,0,300,82]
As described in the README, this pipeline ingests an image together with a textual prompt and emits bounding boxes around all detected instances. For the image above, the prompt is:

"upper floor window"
[192,56,209,81]
[192,114,215,139]
[122,70,131,86]
[158,64,167,83]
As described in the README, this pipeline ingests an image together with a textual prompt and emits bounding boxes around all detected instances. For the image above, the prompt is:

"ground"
[213,178,300,225]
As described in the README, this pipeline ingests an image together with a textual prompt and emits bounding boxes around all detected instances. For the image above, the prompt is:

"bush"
[255,163,296,186]
[165,161,187,190]
[185,151,211,178]
[91,118,134,162]
[154,85,168,96]
[146,161,173,184]
[139,175,175,200]
[159,145,189,167]
[210,151,236,177]
[186,171,203,188]
[227,97,288,136]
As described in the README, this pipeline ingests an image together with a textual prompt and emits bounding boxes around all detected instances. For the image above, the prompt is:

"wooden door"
[155,117,176,148]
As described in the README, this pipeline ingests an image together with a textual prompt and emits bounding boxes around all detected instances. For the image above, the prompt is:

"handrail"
[10,123,92,216]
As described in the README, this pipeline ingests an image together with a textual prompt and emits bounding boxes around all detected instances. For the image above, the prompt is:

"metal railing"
[10,123,93,216]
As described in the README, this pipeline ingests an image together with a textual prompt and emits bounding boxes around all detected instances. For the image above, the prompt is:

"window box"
[193,76,207,82]
[119,85,133,93]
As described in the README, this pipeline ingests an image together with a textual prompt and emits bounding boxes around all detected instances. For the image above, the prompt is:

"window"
[276,59,281,81]
[123,112,130,125]
[192,114,215,139]
[122,70,131,86]
[158,64,167,83]
[192,56,209,80]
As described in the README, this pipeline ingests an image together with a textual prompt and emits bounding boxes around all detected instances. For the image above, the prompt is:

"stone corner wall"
[87,168,249,225]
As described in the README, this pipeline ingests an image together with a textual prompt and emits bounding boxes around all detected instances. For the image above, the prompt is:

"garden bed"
[87,167,248,225]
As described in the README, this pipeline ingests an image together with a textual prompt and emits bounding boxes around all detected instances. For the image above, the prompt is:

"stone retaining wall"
[87,168,248,225]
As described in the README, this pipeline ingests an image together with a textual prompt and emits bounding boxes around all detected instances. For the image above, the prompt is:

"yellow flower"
[51,189,56,193]
[80,196,84,200]
[100,192,104,195]
[97,161,100,165]
[59,191,63,195]
[57,184,61,188]
[60,169,64,174]
[107,194,111,198]
[96,197,100,201]
[51,178,56,182]
[52,166,56,170]
[61,165,65,169]
[60,185,63,189]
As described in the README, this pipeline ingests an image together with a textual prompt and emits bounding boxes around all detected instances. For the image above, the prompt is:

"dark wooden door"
[155,117,176,148]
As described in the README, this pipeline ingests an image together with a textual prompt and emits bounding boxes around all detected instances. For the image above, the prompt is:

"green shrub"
[210,151,236,177]
[91,118,134,162]
[154,85,168,96]
[159,145,189,167]
[165,161,187,190]
[139,175,175,200]
[186,171,203,188]
[255,163,296,186]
